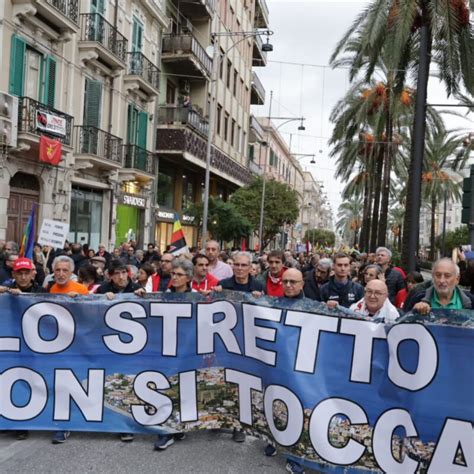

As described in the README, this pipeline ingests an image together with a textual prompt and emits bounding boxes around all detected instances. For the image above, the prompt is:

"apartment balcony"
[157,106,209,137]
[161,34,212,80]
[169,0,215,19]
[249,115,264,143]
[74,126,123,171]
[12,0,79,36]
[252,34,268,67]
[16,96,73,154]
[254,0,270,29]
[156,107,252,186]
[124,52,160,97]
[251,72,265,105]
[78,13,128,72]
[121,145,156,182]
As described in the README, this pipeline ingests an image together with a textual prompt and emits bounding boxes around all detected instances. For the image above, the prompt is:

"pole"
[402,3,431,272]
[258,91,273,254]
[202,45,219,250]
[441,189,447,257]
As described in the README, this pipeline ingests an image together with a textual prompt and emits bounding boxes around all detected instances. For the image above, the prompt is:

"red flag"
[39,135,62,165]
[241,238,246,252]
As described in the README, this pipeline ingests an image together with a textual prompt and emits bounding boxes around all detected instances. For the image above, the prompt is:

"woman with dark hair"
[77,264,100,294]
[395,271,424,309]
[87,249,96,259]
[137,262,155,291]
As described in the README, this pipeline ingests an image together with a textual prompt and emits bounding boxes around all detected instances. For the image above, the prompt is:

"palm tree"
[388,206,405,251]
[336,197,364,247]
[330,0,474,269]
[421,127,467,260]
[330,77,417,251]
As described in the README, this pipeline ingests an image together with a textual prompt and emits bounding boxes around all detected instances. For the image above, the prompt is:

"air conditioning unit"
[0,92,19,148]
[179,79,191,94]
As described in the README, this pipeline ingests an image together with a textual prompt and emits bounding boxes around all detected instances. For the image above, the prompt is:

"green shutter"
[9,35,26,96]
[132,18,143,52]
[42,56,56,107]
[137,111,148,149]
[83,78,102,127]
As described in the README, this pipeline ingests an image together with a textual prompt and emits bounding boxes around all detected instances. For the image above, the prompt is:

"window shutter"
[83,78,102,128]
[9,35,26,96]
[43,56,56,107]
[137,111,148,149]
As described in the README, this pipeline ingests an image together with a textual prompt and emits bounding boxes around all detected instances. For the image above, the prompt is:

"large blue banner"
[0,292,472,473]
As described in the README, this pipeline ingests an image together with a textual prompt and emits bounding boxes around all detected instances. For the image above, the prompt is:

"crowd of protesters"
[0,238,472,473]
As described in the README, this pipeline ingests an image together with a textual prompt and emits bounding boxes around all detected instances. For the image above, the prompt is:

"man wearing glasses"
[215,251,265,296]
[157,252,174,291]
[281,268,306,299]
[349,279,399,323]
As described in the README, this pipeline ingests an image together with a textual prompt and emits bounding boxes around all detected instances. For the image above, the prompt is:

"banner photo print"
[0,293,472,473]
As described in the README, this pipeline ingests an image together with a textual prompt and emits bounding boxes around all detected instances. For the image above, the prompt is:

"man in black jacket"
[320,253,364,308]
[375,247,405,303]
[303,258,332,300]
[96,259,141,300]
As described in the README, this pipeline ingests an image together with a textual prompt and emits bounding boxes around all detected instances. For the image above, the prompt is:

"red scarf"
[266,268,286,297]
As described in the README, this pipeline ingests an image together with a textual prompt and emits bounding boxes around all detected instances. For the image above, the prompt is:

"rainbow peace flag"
[19,203,37,259]
[169,214,188,255]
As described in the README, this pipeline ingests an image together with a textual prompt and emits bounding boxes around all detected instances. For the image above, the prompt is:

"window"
[217,104,223,136]
[181,173,195,210]
[131,17,144,52]
[231,119,236,147]
[226,60,232,89]
[237,125,242,152]
[240,78,244,101]
[224,112,230,141]
[248,144,255,161]
[233,69,238,96]
[9,35,56,107]
[219,48,225,79]
[157,164,175,207]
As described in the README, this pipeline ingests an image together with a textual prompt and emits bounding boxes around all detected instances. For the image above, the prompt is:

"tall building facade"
[0,0,270,250]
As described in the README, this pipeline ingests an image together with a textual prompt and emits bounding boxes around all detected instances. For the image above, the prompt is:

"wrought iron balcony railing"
[74,126,123,165]
[127,52,160,91]
[123,144,156,175]
[18,96,73,146]
[157,106,209,137]
[79,13,128,63]
[162,34,212,77]
[46,0,79,24]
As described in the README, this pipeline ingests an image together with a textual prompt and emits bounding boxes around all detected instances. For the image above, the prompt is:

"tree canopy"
[186,196,252,243]
[304,228,336,247]
[231,177,300,250]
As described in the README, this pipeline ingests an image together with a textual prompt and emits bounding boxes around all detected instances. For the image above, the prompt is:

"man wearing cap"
[0,258,47,295]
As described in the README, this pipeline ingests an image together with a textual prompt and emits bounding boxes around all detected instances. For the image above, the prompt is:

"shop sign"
[36,110,67,137]
[156,210,175,221]
[120,194,146,208]
[182,214,195,224]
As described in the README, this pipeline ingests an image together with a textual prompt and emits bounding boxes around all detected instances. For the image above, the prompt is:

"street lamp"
[291,153,316,164]
[257,109,308,253]
[201,29,274,249]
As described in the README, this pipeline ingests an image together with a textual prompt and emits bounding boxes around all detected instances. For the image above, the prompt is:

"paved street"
[0,430,294,473]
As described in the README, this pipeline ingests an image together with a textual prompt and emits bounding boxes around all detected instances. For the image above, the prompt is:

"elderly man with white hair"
[375,246,405,304]
[405,258,474,313]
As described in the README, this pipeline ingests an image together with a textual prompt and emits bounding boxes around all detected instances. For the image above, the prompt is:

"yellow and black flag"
[169,214,189,255]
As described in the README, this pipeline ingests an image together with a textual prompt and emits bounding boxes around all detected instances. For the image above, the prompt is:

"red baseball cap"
[13,258,35,272]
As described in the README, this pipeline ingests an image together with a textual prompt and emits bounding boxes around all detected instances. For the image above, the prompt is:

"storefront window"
[157,165,175,208]
[69,187,103,250]
[181,174,195,210]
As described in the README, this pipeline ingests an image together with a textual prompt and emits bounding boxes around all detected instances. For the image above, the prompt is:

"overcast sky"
[251,0,474,216]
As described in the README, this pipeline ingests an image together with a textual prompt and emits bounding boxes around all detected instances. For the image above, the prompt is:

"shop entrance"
[7,173,40,244]
[116,204,142,245]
